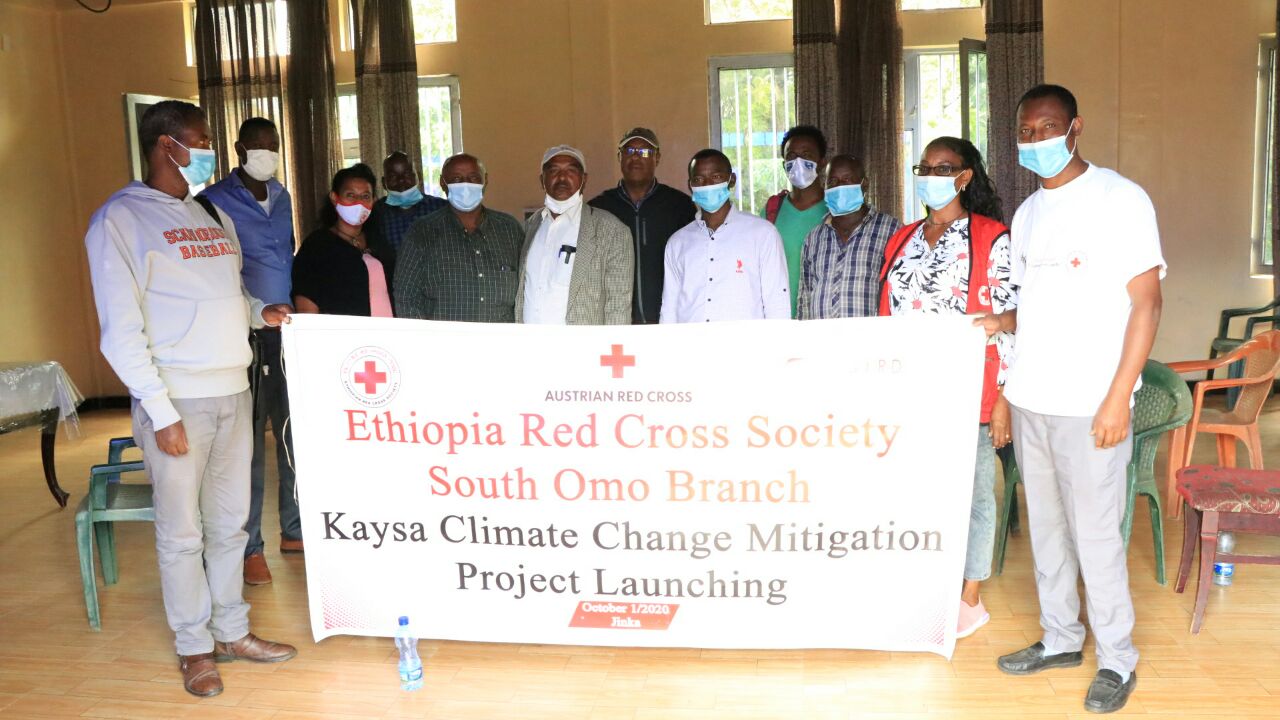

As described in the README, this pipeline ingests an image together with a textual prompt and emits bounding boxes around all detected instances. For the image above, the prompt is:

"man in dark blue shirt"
[200,117,299,586]
[365,150,448,255]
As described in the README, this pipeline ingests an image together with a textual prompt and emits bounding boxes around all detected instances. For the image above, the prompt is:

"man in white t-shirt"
[974,85,1164,715]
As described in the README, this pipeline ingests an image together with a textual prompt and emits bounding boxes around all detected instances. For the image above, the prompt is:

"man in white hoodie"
[85,101,296,698]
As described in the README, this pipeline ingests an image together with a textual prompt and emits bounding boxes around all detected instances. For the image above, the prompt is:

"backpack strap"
[765,191,787,224]
[194,195,224,229]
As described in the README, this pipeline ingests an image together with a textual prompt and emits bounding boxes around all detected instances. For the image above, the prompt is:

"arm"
[796,230,814,321]
[86,212,186,453]
[760,227,792,319]
[1092,267,1163,448]
[659,237,680,324]
[602,219,634,325]
[393,223,429,320]
[293,295,321,314]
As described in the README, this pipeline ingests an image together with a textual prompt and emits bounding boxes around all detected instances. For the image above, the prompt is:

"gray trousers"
[1009,404,1138,674]
[132,392,252,656]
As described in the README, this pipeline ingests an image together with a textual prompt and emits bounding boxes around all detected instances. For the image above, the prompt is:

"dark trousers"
[245,328,300,556]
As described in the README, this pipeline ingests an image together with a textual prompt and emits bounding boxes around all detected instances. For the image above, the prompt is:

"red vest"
[877,213,1009,423]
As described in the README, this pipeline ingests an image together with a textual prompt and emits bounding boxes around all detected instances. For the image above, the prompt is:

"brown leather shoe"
[244,552,272,585]
[179,653,223,697]
[214,633,297,664]
[279,536,304,554]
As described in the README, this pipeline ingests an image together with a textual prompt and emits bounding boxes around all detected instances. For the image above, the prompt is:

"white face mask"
[335,202,371,226]
[784,158,819,190]
[242,149,279,182]
[544,192,582,215]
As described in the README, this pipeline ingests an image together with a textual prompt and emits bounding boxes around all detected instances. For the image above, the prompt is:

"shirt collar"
[615,179,658,209]
[541,198,585,223]
[228,167,282,203]
[694,204,736,231]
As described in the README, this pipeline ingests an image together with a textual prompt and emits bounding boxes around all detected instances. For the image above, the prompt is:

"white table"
[0,361,84,507]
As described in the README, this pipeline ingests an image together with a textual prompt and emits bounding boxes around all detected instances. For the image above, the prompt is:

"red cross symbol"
[600,344,635,379]
[1071,257,1082,268]
[353,360,387,394]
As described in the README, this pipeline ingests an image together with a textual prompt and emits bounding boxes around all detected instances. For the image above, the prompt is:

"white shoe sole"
[956,612,990,639]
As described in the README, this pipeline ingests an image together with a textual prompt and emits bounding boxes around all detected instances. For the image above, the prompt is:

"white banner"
[283,314,985,658]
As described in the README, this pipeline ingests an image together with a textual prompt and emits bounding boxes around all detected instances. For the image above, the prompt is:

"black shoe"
[1084,669,1136,714]
[996,642,1084,676]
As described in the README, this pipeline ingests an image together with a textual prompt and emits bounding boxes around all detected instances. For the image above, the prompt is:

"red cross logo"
[600,344,635,379]
[1070,257,1081,268]
[353,360,387,395]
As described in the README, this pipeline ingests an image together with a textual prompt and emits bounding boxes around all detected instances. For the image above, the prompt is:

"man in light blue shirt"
[200,117,299,586]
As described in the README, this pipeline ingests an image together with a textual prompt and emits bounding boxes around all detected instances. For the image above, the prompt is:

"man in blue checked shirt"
[366,150,449,255]
[796,154,902,320]
[199,117,300,586]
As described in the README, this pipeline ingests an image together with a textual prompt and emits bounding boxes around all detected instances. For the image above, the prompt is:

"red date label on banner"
[569,601,678,630]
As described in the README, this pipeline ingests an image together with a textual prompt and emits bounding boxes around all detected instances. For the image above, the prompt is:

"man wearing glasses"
[589,128,695,324]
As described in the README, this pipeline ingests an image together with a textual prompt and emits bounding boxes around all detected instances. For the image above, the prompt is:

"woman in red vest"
[878,136,1015,639]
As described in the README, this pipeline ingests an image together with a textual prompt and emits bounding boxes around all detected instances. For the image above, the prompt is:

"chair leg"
[1245,425,1265,470]
[1167,427,1187,519]
[1121,471,1137,551]
[1216,434,1237,468]
[1191,511,1220,634]
[995,479,1015,576]
[75,507,101,631]
[1148,492,1166,585]
[96,521,118,586]
[1175,503,1198,593]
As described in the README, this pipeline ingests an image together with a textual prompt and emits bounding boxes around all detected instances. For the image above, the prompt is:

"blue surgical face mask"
[691,181,731,213]
[1017,121,1078,179]
[914,175,961,211]
[169,136,216,188]
[824,183,865,216]
[446,182,484,212]
[386,185,424,208]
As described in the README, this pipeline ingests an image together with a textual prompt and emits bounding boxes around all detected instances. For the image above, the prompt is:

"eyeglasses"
[621,147,655,159]
[912,163,965,177]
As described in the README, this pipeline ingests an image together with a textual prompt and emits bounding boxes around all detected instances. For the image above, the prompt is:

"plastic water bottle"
[1213,532,1235,586]
[395,616,424,691]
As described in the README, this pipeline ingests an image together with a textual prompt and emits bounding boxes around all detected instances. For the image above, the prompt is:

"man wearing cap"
[516,145,634,325]
[589,128,695,324]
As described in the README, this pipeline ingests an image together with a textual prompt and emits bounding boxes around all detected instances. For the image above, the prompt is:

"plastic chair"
[1208,298,1279,408]
[74,437,153,630]
[1165,330,1280,518]
[994,360,1192,584]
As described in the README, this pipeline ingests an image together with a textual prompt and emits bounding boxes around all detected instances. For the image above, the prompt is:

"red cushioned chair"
[1173,465,1280,633]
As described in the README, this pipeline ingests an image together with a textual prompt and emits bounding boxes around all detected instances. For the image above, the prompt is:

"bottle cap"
[398,616,409,626]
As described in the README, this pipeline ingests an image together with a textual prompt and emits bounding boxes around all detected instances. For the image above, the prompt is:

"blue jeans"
[965,424,997,582]
[245,329,300,556]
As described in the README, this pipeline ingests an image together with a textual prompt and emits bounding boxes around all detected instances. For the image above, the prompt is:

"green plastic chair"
[994,360,1193,584]
[75,437,154,630]
[1209,298,1279,409]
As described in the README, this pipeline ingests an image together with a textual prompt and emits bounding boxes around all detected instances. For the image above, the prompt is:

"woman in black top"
[292,163,397,317]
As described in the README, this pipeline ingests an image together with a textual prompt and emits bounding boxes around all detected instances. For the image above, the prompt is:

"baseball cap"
[617,127,659,150]
[541,145,587,172]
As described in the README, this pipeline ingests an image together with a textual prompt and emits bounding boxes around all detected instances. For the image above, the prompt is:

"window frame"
[902,46,963,222]
[707,53,795,215]
[1252,36,1277,276]
[901,0,983,12]
[343,0,458,49]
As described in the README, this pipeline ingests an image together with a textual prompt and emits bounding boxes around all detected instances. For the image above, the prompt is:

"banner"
[283,314,985,658]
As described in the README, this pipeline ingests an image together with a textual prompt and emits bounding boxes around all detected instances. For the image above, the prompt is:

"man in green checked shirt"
[395,153,525,322]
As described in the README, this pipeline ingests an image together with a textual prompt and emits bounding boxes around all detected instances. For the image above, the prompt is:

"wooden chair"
[74,437,153,630]
[1174,465,1280,633]
[1165,330,1280,517]
[994,359,1191,584]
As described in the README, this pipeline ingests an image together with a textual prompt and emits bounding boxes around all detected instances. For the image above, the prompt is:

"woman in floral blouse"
[878,136,1016,639]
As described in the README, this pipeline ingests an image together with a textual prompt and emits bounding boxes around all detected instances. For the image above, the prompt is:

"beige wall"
[1044,0,1275,364]
[0,3,97,392]
[3,0,1275,397]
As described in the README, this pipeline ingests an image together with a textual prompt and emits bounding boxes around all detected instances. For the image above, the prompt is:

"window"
[902,0,982,10]
[185,0,290,66]
[335,77,463,196]
[901,43,988,222]
[411,0,457,44]
[344,0,457,48]
[709,55,795,215]
[706,0,791,25]
[1254,37,1277,274]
